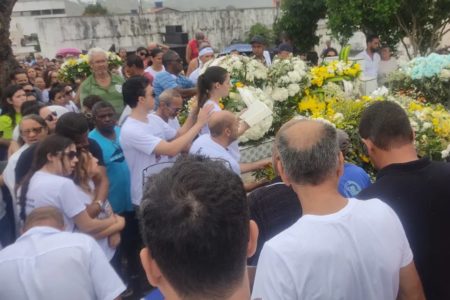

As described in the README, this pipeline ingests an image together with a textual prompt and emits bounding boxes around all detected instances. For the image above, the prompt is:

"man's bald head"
[208,111,237,138]
[276,119,340,185]
[23,207,65,232]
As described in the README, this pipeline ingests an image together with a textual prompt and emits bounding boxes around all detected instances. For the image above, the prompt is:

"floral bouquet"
[202,54,268,88]
[388,53,450,107]
[58,52,122,83]
[265,56,310,133]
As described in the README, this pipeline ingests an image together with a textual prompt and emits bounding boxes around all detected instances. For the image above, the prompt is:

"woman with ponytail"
[18,134,125,244]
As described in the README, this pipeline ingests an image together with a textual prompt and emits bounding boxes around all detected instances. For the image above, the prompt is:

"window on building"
[42,9,52,15]
[21,11,32,16]
[30,10,41,16]
[52,9,65,14]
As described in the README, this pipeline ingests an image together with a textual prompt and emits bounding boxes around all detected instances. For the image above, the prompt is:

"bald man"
[190,110,269,175]
[0,207,125,300]
[252,119,424,300]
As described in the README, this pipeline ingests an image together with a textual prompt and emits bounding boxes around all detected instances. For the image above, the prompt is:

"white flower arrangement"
[266,57,309,102]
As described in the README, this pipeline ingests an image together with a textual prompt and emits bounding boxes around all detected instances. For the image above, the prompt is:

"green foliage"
[326,0,401,50]
[274,0,327,53]
[83,4,108,16]
[246,23,275,46]
[326,0,450,57]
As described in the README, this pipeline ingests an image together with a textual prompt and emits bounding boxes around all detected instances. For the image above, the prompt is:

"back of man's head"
[139,155,249,299]
[126,54,144,70]
[359,101,413,150]
[24,207,65,232]
[55,112,89,140]
[276,119,340,185]
[208,111,235,138]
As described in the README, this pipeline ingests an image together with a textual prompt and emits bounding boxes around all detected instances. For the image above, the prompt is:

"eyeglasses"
[23,89,33,93]
[44,111,57,122]
[166,105,182,113]
[21,126,43,136]
[63,150,78,160]
[139,52,148,57]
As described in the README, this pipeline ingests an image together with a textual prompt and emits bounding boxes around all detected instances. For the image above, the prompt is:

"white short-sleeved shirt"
[144,65,165,79]
[148,113,179,163]
[120,116,163,206]
[252,198,413,300]
[0,226,125,300]
[189,134,240,175]
[168,117,181,131]
[357,50,381,78]
[25,171,88,232]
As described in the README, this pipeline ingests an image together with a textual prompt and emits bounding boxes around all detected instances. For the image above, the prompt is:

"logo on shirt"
[344,181,362,197]
[110,147,125,163]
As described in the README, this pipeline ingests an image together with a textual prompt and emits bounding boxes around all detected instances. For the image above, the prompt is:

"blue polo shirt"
[153,71,194,107]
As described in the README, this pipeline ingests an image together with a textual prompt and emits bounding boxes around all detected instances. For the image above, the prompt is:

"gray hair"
[87,47,108,63]
[159,89,181,106]
[275,119,340,185]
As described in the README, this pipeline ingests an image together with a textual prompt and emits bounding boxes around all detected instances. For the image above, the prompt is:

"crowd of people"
[0,31,448,300]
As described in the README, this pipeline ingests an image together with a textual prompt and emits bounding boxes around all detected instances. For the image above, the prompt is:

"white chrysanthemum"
[422,122,432,130]
[287,83,300,97]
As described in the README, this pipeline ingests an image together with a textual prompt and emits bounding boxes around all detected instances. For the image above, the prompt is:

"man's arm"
[174,87,197,99]
[186,43,192,63]
[240,158,271,174]
[397,262,425,300]
[92,166,109,203]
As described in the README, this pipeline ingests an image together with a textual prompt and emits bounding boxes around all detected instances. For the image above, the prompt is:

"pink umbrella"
[56,48,82,57]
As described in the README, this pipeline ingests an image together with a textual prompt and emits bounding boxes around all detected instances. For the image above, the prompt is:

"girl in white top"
[197,66,250,159]
[19,134,124,238]
[144,48,165,79]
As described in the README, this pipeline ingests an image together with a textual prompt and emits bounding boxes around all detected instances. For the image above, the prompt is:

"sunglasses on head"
[45,111,57,122]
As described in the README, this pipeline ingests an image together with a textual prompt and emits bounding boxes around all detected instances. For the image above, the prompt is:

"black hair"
[9,69,27,81]
[126,54,144,70]
[122,76,150,108]
[366,34,380,44]
[139,155,249,299]
[1,84,24,127]
[82,95,104,111]
[359,101,413,150]
[197,66,228,108]
[150,48,163,58]
[92,100,115,117]
[136,46,148,56]
[49,84,66,102]
[21,101,45,116]
[55,112,89,141]
[19,134,74,220]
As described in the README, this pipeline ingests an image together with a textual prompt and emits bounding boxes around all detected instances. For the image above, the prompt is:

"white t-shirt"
[188,67,201,84]
[357,50,381,78]
[200,99,222,135]
[144,65,165,78]
[189,134,240,175]
[77,185,115,261]
[252,198,413,300]
[25,171,88,232]
[148,113,178,163]
[120,116,162,206]
[0,226,125,300]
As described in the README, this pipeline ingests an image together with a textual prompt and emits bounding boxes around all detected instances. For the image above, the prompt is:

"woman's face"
[9,89,27,112]
[215,73,232,98]
[61,144,78,176]
[152,53,163,67]
[20,119,48,145]
[27,68,36,79]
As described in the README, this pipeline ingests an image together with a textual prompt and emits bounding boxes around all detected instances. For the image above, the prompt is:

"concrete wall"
[36,8,278,57]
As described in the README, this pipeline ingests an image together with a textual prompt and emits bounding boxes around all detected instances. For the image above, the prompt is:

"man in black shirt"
[247,148,302,266]
[357,101,450,299]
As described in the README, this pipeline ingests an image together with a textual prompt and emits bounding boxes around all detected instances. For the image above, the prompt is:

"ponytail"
[196,66,228,108]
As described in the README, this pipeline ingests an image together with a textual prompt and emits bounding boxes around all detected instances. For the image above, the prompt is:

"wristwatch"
[94,200,104,209]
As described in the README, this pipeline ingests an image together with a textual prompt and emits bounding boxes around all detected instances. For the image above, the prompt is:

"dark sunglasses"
[62,150,78,160]
[139,52,148,57]
[44,111,57,122]
[20,126,43,136]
